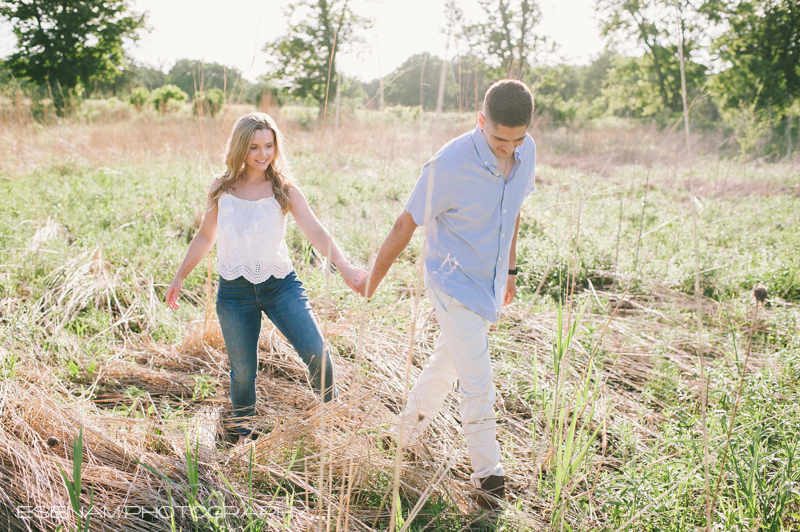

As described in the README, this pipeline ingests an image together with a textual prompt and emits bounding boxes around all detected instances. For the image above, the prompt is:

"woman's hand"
[339,264,368,292]
[352,272,377,298]
[165,278,183,310]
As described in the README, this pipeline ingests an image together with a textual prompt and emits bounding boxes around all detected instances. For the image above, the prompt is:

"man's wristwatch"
[508,267,520,276]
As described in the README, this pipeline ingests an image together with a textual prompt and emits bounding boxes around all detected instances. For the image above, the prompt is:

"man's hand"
[340,264,368,292]
[353,210,418,299]
[502,274,516,306]
[353,273,378,298]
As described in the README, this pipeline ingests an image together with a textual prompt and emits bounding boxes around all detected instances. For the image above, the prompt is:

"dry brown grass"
[0,102,792,531]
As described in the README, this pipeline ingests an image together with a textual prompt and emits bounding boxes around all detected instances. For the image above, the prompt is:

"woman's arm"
[287,186,366,288]
[165,182,221,309]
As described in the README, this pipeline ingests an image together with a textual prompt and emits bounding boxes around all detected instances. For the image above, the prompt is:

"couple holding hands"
[165,79,536,511]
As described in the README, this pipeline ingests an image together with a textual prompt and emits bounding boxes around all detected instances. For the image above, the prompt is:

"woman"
[166,112,365,444]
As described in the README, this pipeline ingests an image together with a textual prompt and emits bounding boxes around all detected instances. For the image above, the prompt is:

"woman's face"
[243,128,276,176]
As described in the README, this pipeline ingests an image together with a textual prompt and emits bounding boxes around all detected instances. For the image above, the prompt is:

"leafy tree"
[263,0,371,117]
[95,61,167,96]
[601,55,670,117]
[363,54,488,113]
[0,60,11,86]
[166,59,243,99]
[528,59,605,122]
[595,0,709,114]
[0,0,146,114]
[461,0,544,80]
[710,0,800,112]
[130,64,168,91]
[376,54,455,110]
[523,52,615,123]
[579,50,616,104]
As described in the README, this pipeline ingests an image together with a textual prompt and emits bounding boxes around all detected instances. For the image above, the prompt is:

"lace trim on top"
[216,193,293,283]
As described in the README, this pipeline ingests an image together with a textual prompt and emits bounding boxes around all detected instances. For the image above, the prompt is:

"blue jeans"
[216,271,337,436]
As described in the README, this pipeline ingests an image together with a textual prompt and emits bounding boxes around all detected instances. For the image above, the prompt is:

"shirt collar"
[471,125,498,171]
[471,125,525,173]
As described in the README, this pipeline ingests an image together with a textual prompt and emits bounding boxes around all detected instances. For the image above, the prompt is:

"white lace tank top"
[216,193,293,283]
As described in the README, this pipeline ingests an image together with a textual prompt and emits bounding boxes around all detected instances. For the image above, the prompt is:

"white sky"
[0,0,605,82]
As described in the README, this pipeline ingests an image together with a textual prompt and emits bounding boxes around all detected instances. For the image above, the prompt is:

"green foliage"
[461,0,543,80]
[710,0,800,113]
[549,302,602,516]
[192,371,218,400]
[247,80,284,110]
[150,84,188,113]
[0,59,16,93]
[263,0,371,110]
[29,88,57,123]
[94,61,167,96]
[0,0,146,115]
[720,98,773,158]
[0,350,18,380]
[56,426,94,532]
[363,53,490,113]
[129,87,150,111]
[729,426,799,531]
[596,0,709,115]
[192,88,225,117]
[166,59,243,98]
[603,56,658,118]
[527,54,614,122]
[372,54,454,110]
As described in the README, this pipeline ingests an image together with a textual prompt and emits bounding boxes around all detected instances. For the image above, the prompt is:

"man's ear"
[478,111,485,129]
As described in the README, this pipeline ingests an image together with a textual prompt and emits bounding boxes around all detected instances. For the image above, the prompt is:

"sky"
[0,0,606,83]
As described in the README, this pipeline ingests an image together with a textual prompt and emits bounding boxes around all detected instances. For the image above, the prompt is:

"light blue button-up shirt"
[405,125,536,322]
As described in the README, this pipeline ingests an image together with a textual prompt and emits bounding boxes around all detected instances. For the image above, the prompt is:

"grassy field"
[0,104,799,531]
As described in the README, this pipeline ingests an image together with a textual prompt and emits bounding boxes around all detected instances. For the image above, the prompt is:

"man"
[354,79,535,511]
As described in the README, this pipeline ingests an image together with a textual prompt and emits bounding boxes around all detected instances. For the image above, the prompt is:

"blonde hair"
[210,112,295,214]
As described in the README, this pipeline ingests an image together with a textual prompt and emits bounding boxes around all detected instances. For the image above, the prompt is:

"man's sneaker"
[475,474,505,511]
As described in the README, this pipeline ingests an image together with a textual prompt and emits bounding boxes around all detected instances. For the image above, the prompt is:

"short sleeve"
[404,158,451,227]
[524,165,535,198]
[523,138,536,198]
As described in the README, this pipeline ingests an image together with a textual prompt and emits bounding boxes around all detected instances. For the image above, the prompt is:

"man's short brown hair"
[483,80,534,128]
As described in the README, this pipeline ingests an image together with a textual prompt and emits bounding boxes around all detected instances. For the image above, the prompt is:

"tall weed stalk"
[673,1,711,525]
[548,301,602,523]
[56,426,93,532]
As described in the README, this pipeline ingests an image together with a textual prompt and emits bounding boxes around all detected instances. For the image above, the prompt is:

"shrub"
[150,84,188,113]
[192,88,224,117]
[248,81,284,111]
[129,87,149,111]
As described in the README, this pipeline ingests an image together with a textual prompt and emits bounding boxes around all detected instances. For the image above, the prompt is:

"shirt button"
[501,233,505,237]
[503,209,507,213]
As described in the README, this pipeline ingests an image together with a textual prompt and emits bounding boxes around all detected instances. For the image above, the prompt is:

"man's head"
[482,79,534,128]
[478,80,534,160]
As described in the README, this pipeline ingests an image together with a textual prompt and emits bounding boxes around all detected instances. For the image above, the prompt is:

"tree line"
[0,0,797,156]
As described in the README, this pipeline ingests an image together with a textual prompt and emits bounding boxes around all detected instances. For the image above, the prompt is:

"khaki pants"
[395,287,503,482]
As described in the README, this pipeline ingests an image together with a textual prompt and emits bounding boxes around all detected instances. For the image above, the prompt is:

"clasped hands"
[344,267,517,305]
[340,265,376,298]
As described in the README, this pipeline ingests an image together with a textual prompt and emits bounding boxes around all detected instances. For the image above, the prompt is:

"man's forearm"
[508,213,521,268]
[369,211,417,289]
